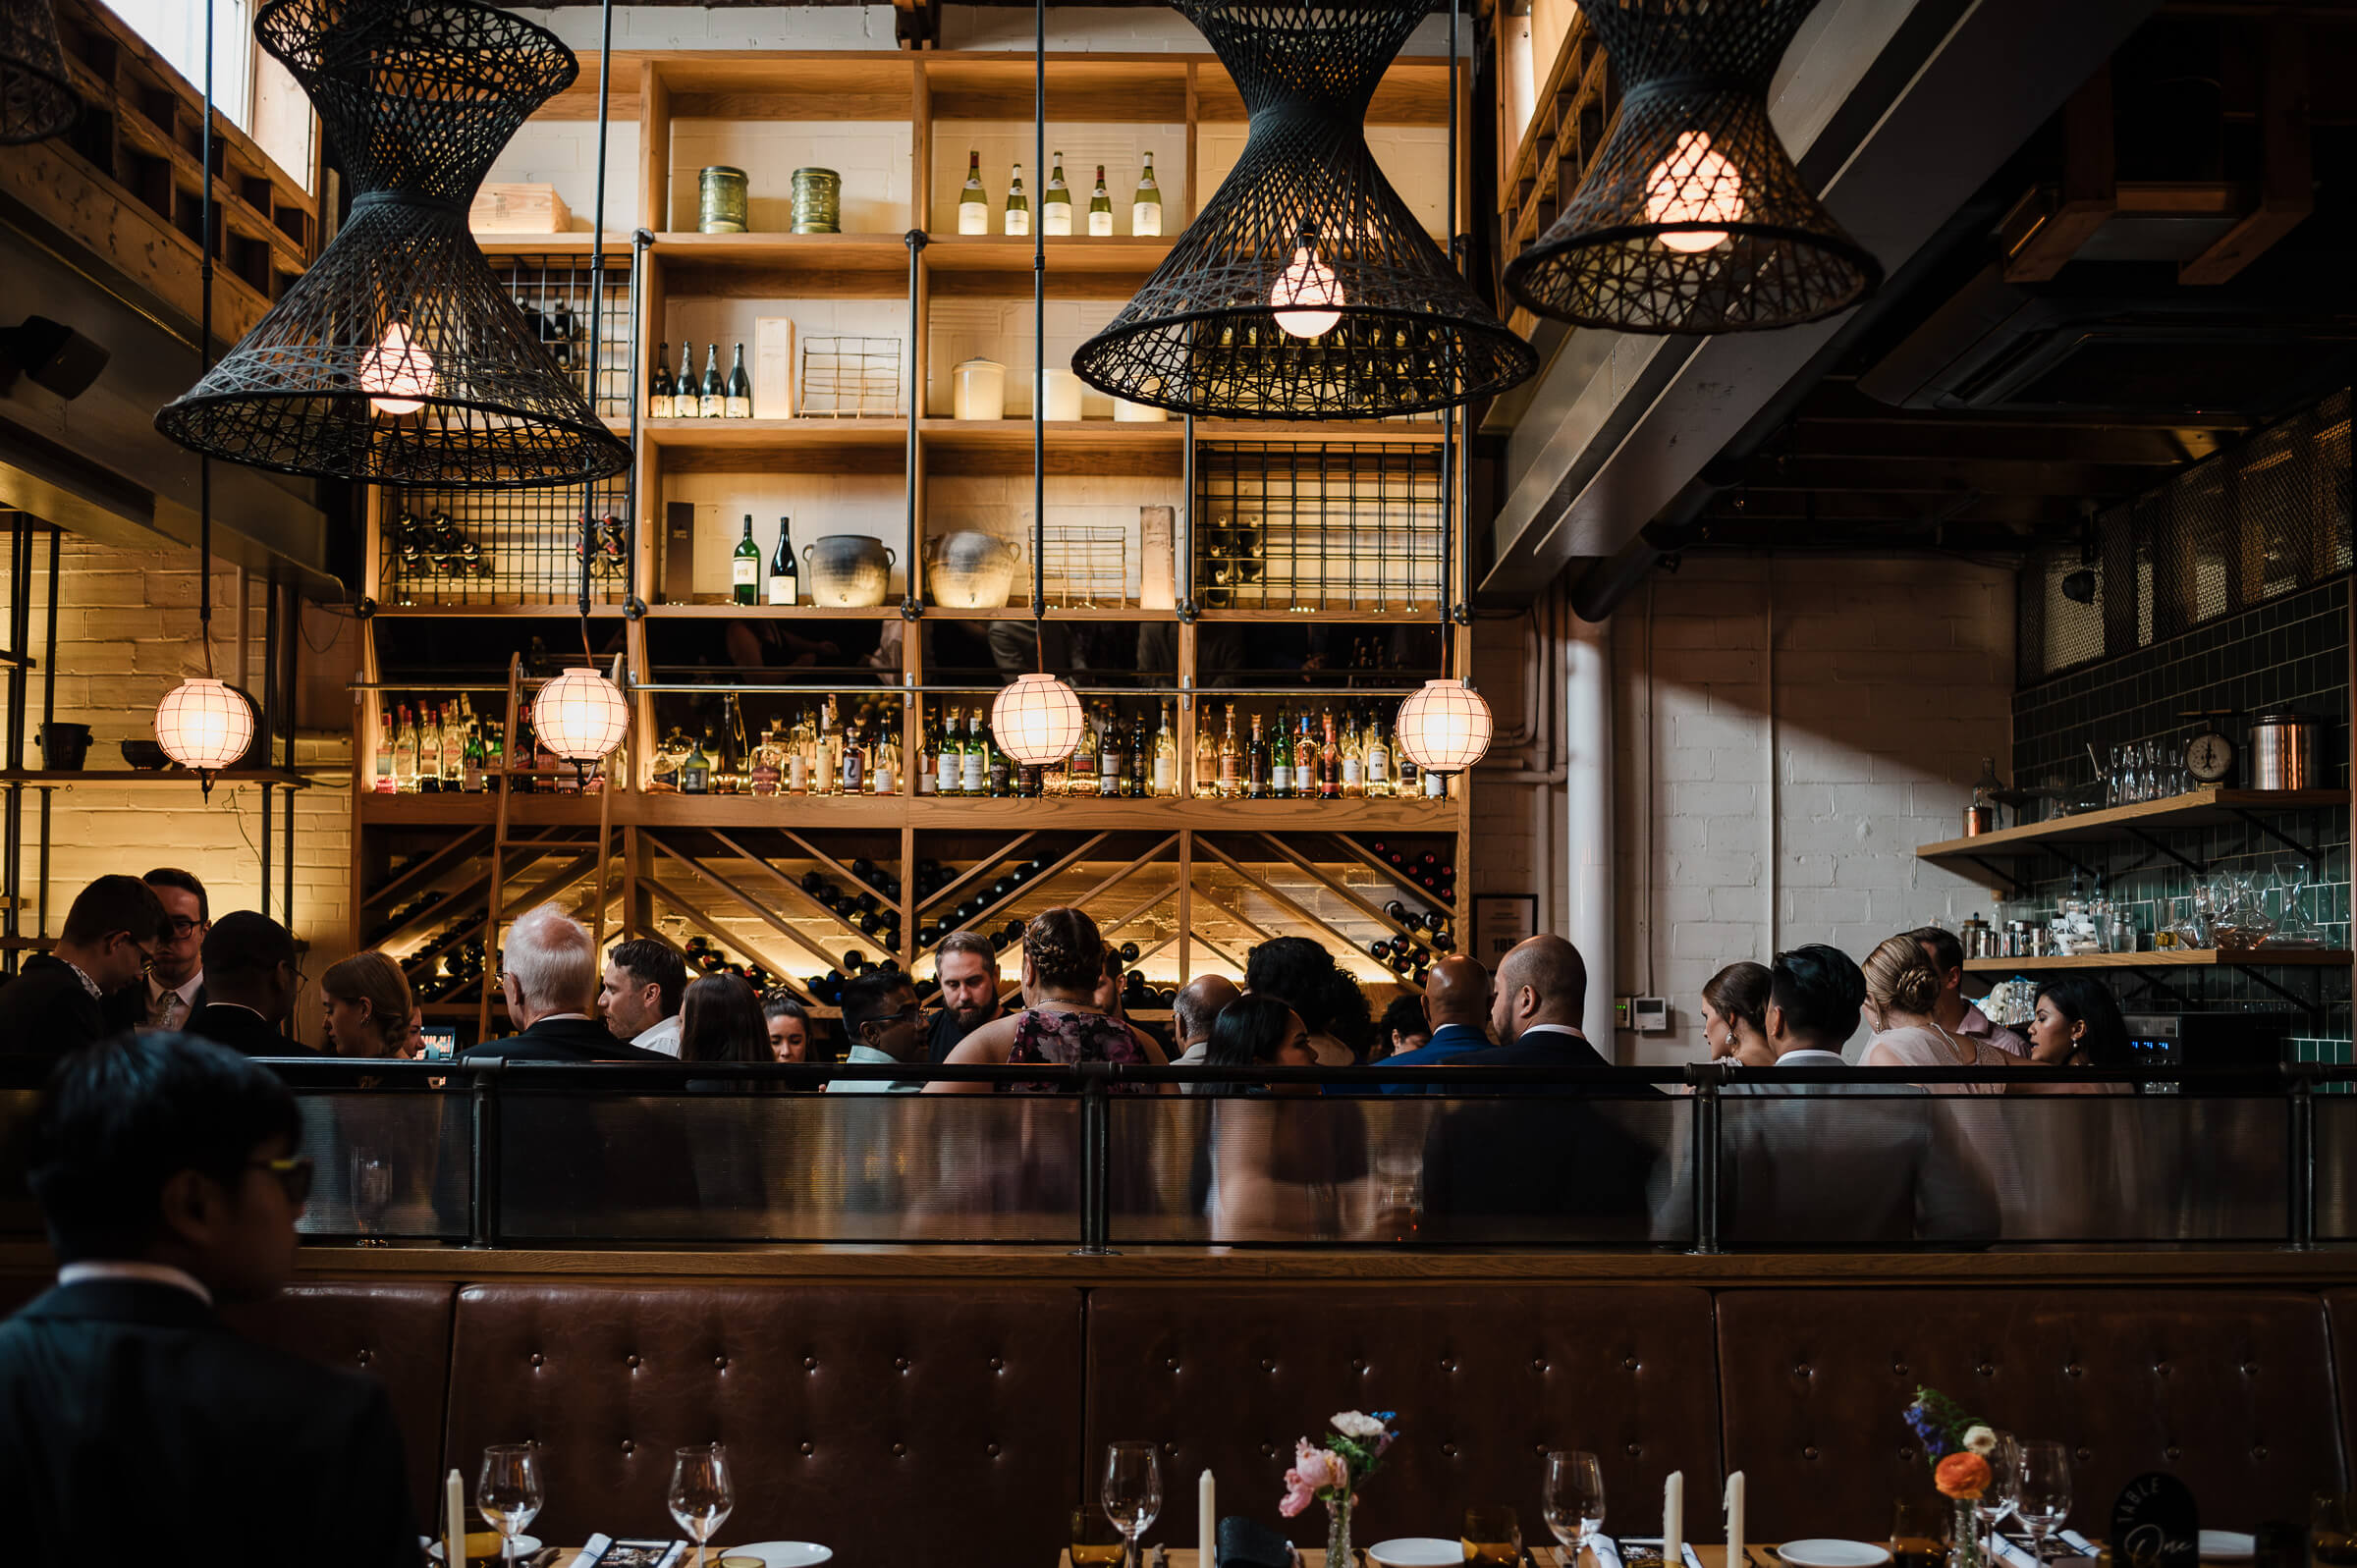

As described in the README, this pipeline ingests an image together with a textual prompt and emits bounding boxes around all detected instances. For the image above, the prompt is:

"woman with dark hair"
[1203,995,1320,1095]
[1201,995,1372,1239]
[1242,936,1361,1065]
[679,974,771,1066]
[761,991,815,1063]
[928,908,1168,1093]
[1376,994,1430,1061]
[1699,960,1774,1069]
[2018,975,2134,1096]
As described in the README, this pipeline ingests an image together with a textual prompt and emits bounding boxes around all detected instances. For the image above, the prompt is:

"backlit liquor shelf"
[357,793,1460,830]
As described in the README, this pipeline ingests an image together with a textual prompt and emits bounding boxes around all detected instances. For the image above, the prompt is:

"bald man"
[1378,955,1493,1093]
[1170,973,1241,1094]
[1445,934,1619,1079]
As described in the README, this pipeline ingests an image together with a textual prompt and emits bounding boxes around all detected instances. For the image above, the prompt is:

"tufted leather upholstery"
[1715,1290,2346,1541]
[443,1283,1082,1568]
[221,1279,458,1525]
[1084,1287,1721,1548]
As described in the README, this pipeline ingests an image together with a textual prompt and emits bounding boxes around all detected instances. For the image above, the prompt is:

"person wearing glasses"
[186,913,310,1057]
[831,970,926,1093]
[0,875,165,1058]
[0,1032,418,1563]
[104,868,209,1034]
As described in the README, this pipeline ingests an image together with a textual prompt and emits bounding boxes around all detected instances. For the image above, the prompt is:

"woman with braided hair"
[925,907,1169,1094]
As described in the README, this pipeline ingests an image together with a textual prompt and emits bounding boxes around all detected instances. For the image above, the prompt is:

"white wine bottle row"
[959,150,1160,237]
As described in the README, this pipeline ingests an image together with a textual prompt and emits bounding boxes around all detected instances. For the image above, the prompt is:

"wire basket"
[380,479,630,607]
[799,336,903,418]
[485,252,634,419]
[1043,525,1129,608]
[1195,442,1443,611]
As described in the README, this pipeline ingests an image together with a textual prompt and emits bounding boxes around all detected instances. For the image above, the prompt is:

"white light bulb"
[1270,236,1343,338]
[1645,130,1746,253]
[361,318,431,415]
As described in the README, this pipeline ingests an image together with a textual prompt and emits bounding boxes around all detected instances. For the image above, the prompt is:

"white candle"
[445,1467,466,1565]
[1725,1472,1745,1568]
[1664,1471,1683,1566]
[1200,1469,1217,1562]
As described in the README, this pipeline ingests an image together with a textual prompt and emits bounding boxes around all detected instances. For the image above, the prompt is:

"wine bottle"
[1004,162,1028,237]
[1152,701,1179,797]
[1245,712,1269,799]
[1132,151,1161,236]
[699,344,725,418]
[959,151,989,236]
[1043,151,1071,236]
[985,720,1011,797]
[726,342,752,418]
[1217,705,1241,799]
[1269,704,1293,798]
[767,515,798,606]
[649,340,674,418]
[1099,706,1125,797]
[1293,713,1318,803]
[733,514,760,606]
[1089,165,1114,238]
[960,709,988,796]
[677,342,698,417]
[938,708,964,797]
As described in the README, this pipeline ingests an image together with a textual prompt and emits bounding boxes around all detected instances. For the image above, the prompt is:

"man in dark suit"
[185,912,310,1056]
[0,1032,416,1564]
[462,901,674,1062]
[1442,934,1621,1077]
[0,875,165,1058]
[103,868,209,1034]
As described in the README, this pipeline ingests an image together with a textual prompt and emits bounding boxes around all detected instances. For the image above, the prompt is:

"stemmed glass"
[1541,1450,1607,1568]
[475,1444,543,1567]
[2015,1441,2072,1564]
[1101,1441,1164,1568]
[1973,1433,2021,1567]
[351,1147,392,1243]
[669,1443,736,1568]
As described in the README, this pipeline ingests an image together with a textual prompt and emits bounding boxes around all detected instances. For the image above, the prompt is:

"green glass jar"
[790,167,841,234]
[697,165,749,233]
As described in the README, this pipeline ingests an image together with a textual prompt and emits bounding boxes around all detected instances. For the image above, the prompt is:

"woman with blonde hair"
[1860,934,2013,1090]
[320,951,415,1058]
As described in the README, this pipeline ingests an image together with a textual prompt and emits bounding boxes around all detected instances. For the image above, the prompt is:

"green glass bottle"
[732,514,759,606]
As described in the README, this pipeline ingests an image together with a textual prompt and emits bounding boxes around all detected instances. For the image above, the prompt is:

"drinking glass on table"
[669,1443,736,1568]
[1542,1450,1607,1567]
[1101,1440,1164,1568]
[1465,1506,1522,1566]
[2014,1441,2071,1563]
[475,1443,543,1566]
[351,1147,393,1242]
[1972,1433,2021,1567]
[1072,1505,1127,1568]
[2314,1493,2357,1567]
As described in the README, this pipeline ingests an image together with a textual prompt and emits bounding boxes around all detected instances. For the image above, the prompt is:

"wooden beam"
[2181,16,2313,285]
[711,830,887,949]
[2004,66,2115,283]
[642,837,851,977]
[917,831,1042,913]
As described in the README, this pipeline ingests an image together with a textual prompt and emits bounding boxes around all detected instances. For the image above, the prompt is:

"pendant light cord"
[577,0,617,664]
[1436,0,1458,684]
[1030,0,1046,675]
[195,0,215,682]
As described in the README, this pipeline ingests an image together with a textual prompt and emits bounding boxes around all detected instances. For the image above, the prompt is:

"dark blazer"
[101,976,207,1034]
[460,1013,677,1063]
[0,953,111,1058]
[185,1002,309,1056]
[0,1279,417,1566]
[1445,1024,1617,1074]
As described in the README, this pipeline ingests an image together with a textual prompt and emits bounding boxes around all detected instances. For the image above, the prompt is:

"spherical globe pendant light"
[1396,677,1492,776]
[533,667,629,762]
[154,677,255,788]
[992,672,1084,768]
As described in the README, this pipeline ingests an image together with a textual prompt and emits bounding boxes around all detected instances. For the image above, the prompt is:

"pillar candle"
[1201,1469,1217,1563]
[445,1467,466,1566]
[1663,1471,1683,1566]
[1724,1472,1745,1568]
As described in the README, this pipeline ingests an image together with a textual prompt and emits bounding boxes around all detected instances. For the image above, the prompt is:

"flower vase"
[1946,1497,1980,1568]
[1327,1500,1353,1567]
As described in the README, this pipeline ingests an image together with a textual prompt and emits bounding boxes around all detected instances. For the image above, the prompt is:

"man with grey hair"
[461,903,673,1062]
[1167,973,1240,1093]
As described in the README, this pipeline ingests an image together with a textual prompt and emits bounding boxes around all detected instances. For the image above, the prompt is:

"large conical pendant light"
[154,0,630,489]
[0,0,80,145]
[1502,0,1881,335]
[1071,0,1535,420]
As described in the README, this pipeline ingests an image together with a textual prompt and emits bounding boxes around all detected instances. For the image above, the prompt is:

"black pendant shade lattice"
[1,0,81,145]
[154,0,630,489]
[1502,0,1881,335]
[1070,0,1535,419]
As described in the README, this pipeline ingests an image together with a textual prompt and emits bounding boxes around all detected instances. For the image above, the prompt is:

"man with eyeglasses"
[0,1032,417,1563]
[104,868,209,1035]
[186,912,311,1057]
[830,970,925,1093]
[0,874,166,1058]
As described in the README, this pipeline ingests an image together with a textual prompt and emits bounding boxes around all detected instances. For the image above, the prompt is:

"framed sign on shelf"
[1473,893,1539,966]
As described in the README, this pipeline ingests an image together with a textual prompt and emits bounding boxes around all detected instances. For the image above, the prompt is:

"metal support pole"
[1073,1064,1116,1255]
[258,782,273,921]
[903,228,927,622]
[469,1063,503,1248]
[1690,1061,1725,1254]
[2286,1065,2316,1251]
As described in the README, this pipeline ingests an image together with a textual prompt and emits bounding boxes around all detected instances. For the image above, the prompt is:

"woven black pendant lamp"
[154,0,630,489]
[1071,0,1535,420]
[1502,0,1881,335]
[0,0,80,145]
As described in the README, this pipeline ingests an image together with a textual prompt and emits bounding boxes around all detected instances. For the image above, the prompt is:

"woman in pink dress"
[1860,935,2015,1089]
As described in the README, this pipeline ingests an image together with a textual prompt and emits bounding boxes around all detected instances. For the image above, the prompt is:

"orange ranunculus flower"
[1935,1452,1992,1499]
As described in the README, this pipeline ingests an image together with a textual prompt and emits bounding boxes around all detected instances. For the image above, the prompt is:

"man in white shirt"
[831,971,923,1093]
[597,939,685,1058]
[104,868,208,1034]
[1910,926,2031,1057]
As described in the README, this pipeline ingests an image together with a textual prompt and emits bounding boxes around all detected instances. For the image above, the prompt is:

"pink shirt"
[1957,1001,2031,1057]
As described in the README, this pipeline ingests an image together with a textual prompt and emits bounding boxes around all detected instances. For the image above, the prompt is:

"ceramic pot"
[35,722,90,770]
[803,535,896,607]
[926,530,1018,610]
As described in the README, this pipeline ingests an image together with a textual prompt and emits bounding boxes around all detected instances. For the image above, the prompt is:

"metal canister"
[790,167,841,234]
[1963,803,1996,838]
[2248,711,2322,789]
[697,166,749,234]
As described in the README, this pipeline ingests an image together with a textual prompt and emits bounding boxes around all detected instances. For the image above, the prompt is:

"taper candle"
[1200,1469,1216,1562]
[1664,1470,1683,1566]
[445,1467,466,1566]
[1725,1471,1745,1568]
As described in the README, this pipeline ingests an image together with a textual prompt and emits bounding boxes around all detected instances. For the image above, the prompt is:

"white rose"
[1331,1412,1387,1440]
[1963,1427,1998,1455]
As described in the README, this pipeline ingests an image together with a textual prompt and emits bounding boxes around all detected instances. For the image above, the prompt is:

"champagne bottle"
[1132,151,1161,236]
[959,151,989,236]
[1152,702,1179,797]
[726,342,752,418]
[649,340,674,418]
[699,344,725,418]
[1088,165,1114,238]
[1365,712,1393,797]
[678,342,698,416]
[732,514,760,606]
[1043,151,1071,236]
[1004,162,1028,237]
[767,516,798,606]
[1342,711,1367,797]
[1216,704,1241,799]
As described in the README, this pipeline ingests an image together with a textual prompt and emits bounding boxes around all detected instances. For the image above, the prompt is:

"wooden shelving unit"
[1963,947,2354,972]
[1916,787,2351,867]
[350,45,1477,1045]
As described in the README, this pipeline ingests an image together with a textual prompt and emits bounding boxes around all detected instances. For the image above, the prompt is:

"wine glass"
[475,1444,543,1567]
[351,1147,392,1243]
[1542,1450,1607,1567]
[1973,1433,2021,1567]
[1100,1440,1164,1568]
[669,1443,735,1568]
[2015,1440,2071,1563]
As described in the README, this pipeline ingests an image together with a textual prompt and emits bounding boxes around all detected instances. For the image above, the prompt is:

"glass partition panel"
[2322,1096,2356,1241]
[295,1090,472,1243]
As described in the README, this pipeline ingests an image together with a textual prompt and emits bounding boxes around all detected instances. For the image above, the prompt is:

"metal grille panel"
[1195,442,1442,612]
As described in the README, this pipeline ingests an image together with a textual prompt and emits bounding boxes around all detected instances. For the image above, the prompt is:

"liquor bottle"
[1098,706,1125,797]
[1132,151,1161,236]
[1126,711,1150,798]
[1365,712,1393,798]
[1424,761,1447,798]
[1088,165,1114,238]
[373,709,396,793]
[416,705,441,792]
[1193,723,1217,799]
[1004,162,1028,237]
[1342,709,1366,797]
[839,719,865,795]
[726,342,752,418]
[681,730,712,794]
[767,516,798,606]
[441,701,466,784]
[750,725,783,796]
[1317,710,1342,799]
[732,514,760,606]
[485,721,505,789]
[958,151,989,236]
[692,342,721,414]
[677,342,698,416]
[1245,712,1270,799]
[1069,707,1100,797]
[1293,712,1318,803]
[960,709,988,797]
[917,711,940,796]
[1216,704,1242,799]
[1043,152,1071,236]
[872,725,901,795]
[649,341,674,418]
[1269,704,1293,798]
[984,720,1011,797]
[1152,701,1179,797]
[816,696,843,796]
[1394,722,1420,800]
[788,709,814,794]
[937,708,964,797]
[649,726,685,792]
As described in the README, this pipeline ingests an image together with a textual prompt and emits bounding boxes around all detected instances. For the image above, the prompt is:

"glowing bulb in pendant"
[1271,228,1343,338]
[361,318,431,415]
[1645,130,1745,253]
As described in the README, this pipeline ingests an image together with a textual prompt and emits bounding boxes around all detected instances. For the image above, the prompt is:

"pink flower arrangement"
[1281,1441,1348,1518]
[1276,1411,1398,1519]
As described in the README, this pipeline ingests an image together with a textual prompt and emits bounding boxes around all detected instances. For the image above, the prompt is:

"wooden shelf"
[369,604,630,619]
[643,603,906,619]
[473,233,637,255]
[920,417,1178,451]
[359,792,1457,831]
[655,231,914,268]
[641,417,907,451]
[1917,787,2349,865]
[1963,947,2354,972]
[922,236,1172,275]
[0,768,306,787]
